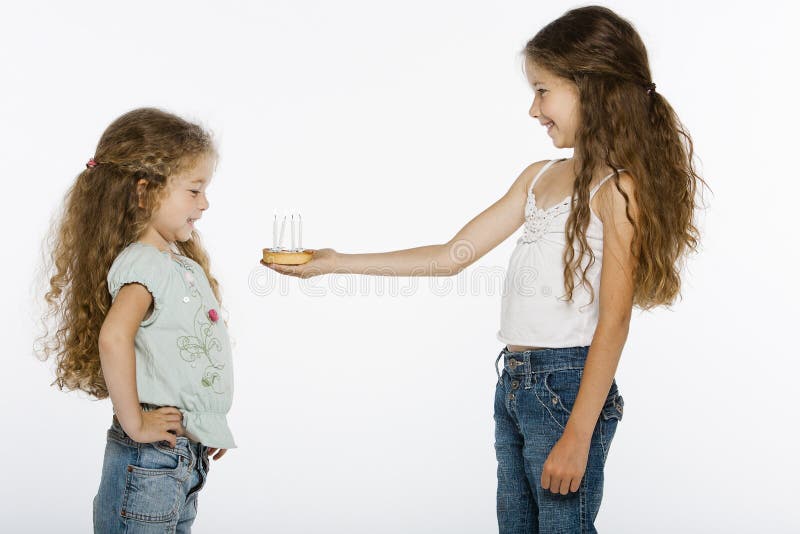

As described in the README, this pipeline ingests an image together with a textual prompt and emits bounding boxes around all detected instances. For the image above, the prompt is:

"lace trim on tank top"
[518,160,623,245]
[519,192,571,244]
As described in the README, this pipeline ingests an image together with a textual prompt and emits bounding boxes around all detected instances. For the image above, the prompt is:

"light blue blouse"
[107,242,235,449]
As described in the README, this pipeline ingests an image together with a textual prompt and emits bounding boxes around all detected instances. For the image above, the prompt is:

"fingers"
[264,261,324,278]
[266,263,300,277]
[279,265,299,276]
[167,420,184,434]
[542,473,569,495]
[541,471,551,493]
[141,408,185,444]
[153,412,183,429]
[541,470,580,495]
[266,260,333,279]
[163,432,177,448]
[154,407,183,424]
[155,406,182,417]
[205,447,226,460]
[153,408,183,425]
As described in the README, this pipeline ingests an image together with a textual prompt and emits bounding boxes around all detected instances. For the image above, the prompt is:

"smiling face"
[525,60,581,149]
[139,153,216,250]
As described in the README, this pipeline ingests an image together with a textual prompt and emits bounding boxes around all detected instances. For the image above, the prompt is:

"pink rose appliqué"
[208,309,219,323]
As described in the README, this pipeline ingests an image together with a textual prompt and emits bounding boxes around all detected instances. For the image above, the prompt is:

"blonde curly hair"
[38,107,221,398]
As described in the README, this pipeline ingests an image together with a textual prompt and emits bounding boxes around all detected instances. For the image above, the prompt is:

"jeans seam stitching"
[580,475,588,532]
[599,422,608,461]
[533,386,566,431]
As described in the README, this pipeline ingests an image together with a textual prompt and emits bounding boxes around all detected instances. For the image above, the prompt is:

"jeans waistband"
[111,403,175,426]
[495,345,590,380]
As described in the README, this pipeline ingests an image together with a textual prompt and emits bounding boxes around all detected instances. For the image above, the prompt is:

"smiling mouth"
[543,120,555,131]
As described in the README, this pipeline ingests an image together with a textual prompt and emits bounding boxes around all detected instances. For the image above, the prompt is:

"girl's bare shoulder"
[593,169,640,225]
[514,159,555,192]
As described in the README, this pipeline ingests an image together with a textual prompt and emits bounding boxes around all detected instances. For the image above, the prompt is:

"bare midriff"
[506,345,550,352]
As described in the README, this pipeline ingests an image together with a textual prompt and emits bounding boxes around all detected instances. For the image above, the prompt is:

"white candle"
[278,215,287,250]
[291,213,296,251]
[298,214,303,250]
[272,211,278,250]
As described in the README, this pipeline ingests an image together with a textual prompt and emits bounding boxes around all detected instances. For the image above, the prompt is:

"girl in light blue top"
[40,107,234,533]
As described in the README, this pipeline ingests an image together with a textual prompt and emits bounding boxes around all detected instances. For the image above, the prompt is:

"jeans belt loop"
[495,349,505,383]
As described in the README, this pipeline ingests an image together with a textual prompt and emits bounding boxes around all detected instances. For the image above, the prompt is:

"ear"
[136,179,149,209]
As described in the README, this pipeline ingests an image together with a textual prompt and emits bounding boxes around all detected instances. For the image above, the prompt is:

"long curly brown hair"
[38,107,221,398]
[525,6,708,310]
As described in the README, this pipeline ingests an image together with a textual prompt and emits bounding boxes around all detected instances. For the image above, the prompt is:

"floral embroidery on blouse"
[174,257,226,395]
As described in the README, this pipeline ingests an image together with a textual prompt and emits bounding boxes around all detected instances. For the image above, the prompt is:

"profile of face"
[525,60,581,149]
[140,153,216,246]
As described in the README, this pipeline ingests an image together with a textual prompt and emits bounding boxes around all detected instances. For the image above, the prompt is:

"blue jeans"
[93,416,210,533]
[494,346,624,533]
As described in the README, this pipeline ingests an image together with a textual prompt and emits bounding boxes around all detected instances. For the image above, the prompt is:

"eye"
[189,190,200,196]
[536,88,548,95]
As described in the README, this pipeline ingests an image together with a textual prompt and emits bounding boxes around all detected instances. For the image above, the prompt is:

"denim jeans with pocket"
[494,346,624,533]
[93,416,210,533]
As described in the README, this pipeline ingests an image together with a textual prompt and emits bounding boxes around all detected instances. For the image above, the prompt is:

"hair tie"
[86,158,98,169]
[646,82,657,95]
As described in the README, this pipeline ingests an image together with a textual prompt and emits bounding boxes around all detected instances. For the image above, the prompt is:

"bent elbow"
[98,327,132,359]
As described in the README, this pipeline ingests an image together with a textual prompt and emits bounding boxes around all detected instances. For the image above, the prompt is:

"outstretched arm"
[268,161,547,278]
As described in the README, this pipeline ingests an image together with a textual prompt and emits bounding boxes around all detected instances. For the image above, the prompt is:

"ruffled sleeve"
[107,244,170,327]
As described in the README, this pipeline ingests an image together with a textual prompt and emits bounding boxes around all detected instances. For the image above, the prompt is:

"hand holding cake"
[264,247,338,278]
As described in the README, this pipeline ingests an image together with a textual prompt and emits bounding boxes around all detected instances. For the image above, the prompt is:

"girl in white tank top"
[498,159,625,349]
[268,6,704,531]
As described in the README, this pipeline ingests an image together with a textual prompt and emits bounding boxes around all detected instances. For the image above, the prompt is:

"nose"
[529,96,540,119]
[199,192,209,211]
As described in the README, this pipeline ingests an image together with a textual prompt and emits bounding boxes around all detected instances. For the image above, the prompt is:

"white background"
[2,1,798,532]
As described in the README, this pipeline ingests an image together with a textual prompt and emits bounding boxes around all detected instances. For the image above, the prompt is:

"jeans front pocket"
[537,367,583,430]
[598,382,624,461]
[188,444,210,498]
[120,441,189,523]
[600,382,624,422]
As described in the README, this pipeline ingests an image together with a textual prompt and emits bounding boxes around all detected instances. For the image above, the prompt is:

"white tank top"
[497,159,622,348]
